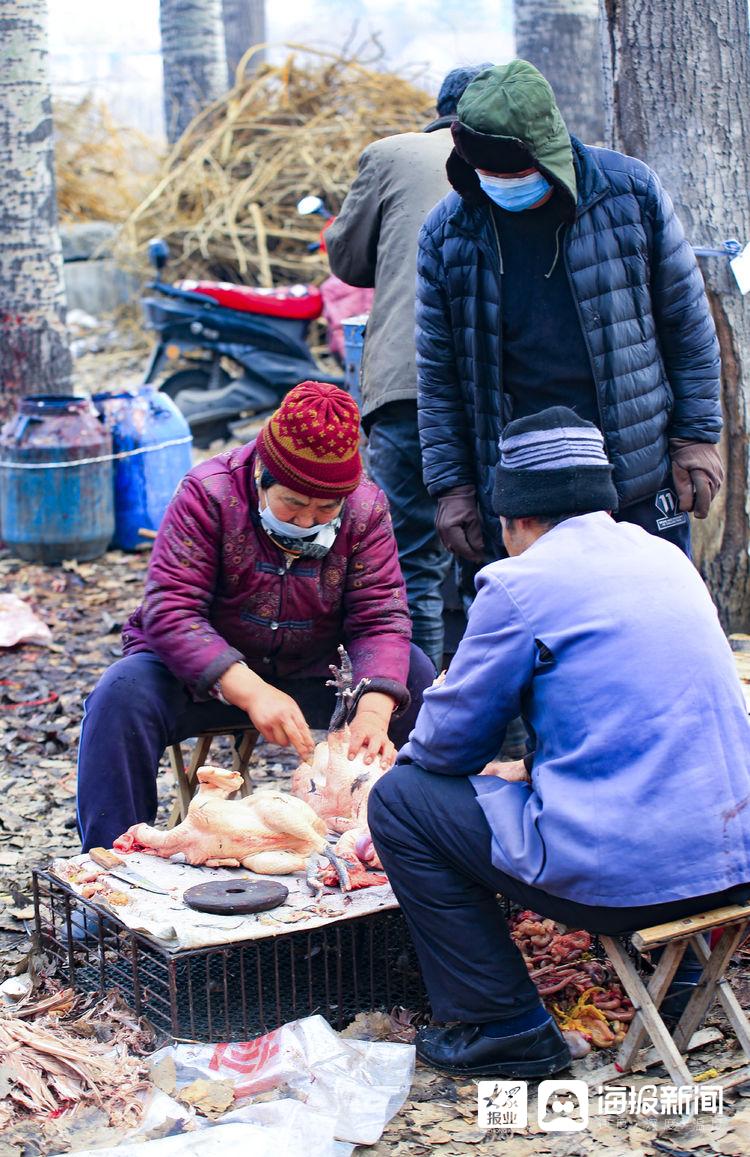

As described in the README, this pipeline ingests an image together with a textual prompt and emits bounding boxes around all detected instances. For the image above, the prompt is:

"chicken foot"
[326,644,371,730]
[306,844,351,894]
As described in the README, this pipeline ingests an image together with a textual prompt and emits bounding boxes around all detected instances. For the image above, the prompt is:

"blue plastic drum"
[94,387,193,550]
[341,314,369,412]
[0,395,114,563]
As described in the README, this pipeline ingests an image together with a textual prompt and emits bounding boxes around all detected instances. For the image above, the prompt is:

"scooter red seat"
[177,280,323,320]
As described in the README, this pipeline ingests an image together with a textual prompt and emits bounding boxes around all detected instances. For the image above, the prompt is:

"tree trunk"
[222,0,265,87]
[513,0,604,143]
[0,0,71,422]
[160,0,228,144]
[600,0,750,630]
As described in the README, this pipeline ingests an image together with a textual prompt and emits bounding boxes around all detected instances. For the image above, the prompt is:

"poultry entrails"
[114,766,351,892]
[291,646,386,868]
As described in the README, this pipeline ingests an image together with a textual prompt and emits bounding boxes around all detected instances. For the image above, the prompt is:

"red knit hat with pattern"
[256,381,362,497]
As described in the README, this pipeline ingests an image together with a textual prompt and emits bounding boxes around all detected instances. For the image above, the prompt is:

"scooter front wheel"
[158,365,229,402]
[159,366,232,447]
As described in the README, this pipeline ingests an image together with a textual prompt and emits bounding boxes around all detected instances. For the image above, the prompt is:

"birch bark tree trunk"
[600,0,750,629]
[0,0,71,421]
[514,0,604,143]
[160,0,228,144]
[222,0,265,86]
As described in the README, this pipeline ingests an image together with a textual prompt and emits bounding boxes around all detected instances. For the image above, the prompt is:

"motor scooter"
[140,211,344,445]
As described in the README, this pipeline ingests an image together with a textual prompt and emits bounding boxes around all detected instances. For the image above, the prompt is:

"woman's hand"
[348,691,397,768]
[219,663,314,760]
[480,758,530,783]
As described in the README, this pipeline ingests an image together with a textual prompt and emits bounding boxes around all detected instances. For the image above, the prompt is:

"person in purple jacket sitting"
[368,405,750,1080]
[76,381,433,851]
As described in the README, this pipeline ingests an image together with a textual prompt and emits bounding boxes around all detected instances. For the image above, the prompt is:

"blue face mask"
[477,169,553,212]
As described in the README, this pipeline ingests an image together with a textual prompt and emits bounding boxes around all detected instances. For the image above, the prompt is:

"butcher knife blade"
[89,847,170,895]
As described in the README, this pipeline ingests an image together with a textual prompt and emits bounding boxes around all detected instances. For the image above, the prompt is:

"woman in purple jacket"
[77,381,433,851]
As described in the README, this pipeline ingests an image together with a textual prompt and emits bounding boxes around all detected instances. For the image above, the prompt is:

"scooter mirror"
[297,195,325,216]
[148,237,170,270]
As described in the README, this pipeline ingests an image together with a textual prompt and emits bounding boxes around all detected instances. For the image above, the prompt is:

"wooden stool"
[599,902,750,1087]
[166,727,259,827]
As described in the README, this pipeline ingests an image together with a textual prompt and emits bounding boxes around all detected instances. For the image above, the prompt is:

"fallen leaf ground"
[4,536,750,1157]
[1,337,749,1154]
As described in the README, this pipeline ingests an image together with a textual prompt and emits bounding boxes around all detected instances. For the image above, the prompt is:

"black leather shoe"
[415,1018,572,1079]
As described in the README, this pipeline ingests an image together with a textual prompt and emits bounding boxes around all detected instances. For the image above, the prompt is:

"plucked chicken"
[291,646,386,867]
[114,766,350,891]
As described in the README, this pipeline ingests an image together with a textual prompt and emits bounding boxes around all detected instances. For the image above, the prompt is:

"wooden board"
[632,905,750,950]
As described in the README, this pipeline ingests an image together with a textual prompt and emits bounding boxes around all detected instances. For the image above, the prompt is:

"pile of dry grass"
[54,97,162,224]
[117,43,434,286]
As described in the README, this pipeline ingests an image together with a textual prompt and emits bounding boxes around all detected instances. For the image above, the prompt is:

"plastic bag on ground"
[0,593,53,647]
[146,1013,414,1146]
[54,1119,347,1157]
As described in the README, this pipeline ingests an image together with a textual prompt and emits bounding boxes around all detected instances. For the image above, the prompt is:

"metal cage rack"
[32,869,428,1042]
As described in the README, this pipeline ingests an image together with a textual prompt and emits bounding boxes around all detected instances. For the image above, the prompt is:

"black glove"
[435,485,485,563]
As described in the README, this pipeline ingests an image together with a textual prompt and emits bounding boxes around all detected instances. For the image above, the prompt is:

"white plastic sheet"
[0,594,53,647]
[147,1014,415,1146]
[57,1119,349,1157]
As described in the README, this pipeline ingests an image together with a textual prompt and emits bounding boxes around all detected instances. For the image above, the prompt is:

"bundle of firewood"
[116,42,434,286]
[54,97,161,224]
[0,988,151,1135]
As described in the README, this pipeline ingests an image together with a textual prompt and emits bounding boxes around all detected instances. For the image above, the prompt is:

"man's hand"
[480,759,530,783]
[669,439,724,519]
[218,663,314,760]
[348,691,397,768]
[435,485,485,562]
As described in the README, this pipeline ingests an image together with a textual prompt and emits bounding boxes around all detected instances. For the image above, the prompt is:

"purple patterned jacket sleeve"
[139,476,243,696]
[342,494,412,711]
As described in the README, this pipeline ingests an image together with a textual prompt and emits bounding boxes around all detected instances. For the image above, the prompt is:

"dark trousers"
[366,402,451,671]
[368,764,750,1023]
[76,646,434,852]
[615,482,691,556]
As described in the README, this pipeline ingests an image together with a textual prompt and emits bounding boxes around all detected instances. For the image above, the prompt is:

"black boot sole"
[416,1044,572,1080]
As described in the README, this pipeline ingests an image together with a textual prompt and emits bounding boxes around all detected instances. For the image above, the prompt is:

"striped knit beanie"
[492,406,618,518]
[256,380,362,497]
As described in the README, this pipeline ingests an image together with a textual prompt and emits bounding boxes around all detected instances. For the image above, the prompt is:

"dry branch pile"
[117,44,434,286]
[54,97,162,224]
[0,989,152,1140]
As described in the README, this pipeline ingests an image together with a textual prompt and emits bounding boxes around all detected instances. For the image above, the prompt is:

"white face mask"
[259,495,342,558]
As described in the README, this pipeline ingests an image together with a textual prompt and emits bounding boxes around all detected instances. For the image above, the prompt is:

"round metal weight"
[182,879,289,915]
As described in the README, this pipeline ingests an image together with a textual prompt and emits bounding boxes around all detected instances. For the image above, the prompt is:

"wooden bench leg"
[673,922,750,1055]
[232,729,259,798]
[609,938,687,1072]
[600,934,694,1085]
[167,743,192,827]
[168,733,214,827]
[688,920,750,1058]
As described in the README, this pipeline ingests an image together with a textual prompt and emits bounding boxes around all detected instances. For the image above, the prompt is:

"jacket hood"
[446,135,605,223]
[452,60,577,213]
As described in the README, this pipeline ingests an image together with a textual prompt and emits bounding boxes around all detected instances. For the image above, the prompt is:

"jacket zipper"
[487,209,506,434]
[562,233,609,455]
[488,209,504,275]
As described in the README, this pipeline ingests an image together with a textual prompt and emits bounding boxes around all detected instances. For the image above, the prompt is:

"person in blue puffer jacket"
[416,60,724,564]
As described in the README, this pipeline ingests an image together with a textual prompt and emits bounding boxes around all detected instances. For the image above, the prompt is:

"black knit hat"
[451,120,535,172]
[437,64,494,117]
[492,407,619,518]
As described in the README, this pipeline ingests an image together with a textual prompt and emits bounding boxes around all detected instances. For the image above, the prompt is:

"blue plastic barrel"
[0,395,114,563]
[341,314,369,411]
[93,387,193,550]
